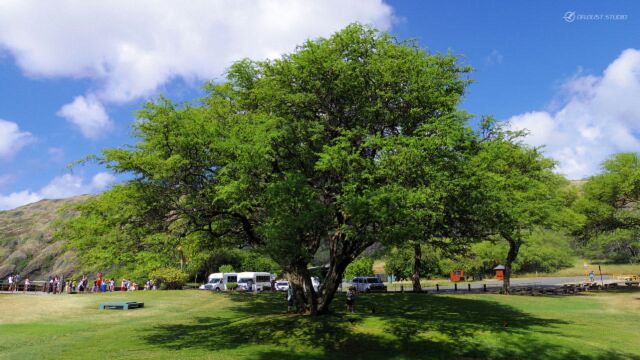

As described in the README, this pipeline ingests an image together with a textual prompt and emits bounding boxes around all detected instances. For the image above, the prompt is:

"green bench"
[99,301,144,310]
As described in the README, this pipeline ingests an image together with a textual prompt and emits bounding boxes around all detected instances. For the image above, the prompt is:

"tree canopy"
[60,23,494,314]
[471,124,570,292]
[58,23,592,311]
[575,153,640,263]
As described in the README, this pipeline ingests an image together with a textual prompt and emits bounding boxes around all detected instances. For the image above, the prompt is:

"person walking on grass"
[24,277,30,293]
[346,287,355,313]
[7,274,14,292]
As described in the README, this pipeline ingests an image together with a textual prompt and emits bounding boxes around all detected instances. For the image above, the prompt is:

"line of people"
[4,273,157,293]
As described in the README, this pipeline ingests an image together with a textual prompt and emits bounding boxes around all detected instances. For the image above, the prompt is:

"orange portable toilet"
[494,265,505,280]
[450,269,465,282]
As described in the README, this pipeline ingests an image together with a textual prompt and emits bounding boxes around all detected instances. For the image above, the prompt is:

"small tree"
[344,257,374,280]
[474,123,567,293]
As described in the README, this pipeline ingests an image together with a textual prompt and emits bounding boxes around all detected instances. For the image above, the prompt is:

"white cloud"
[56,95,112,139]
[0,190,41,211]
[0,119,33,159]
[0,172,116,210]
[507,49,640,180]
[0,0,393,106]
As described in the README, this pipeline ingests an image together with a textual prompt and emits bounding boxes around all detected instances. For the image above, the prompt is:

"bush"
[344,257,374,280]
[226,282,238,290]
[218,264,234,273]
[149,267,188,290]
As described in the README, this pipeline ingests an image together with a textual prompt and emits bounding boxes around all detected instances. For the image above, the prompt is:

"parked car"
[275,280,289,291]
[351,276,387,293]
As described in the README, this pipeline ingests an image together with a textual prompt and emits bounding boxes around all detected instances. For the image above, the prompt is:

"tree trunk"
[285,229,373,316]
[287,270,310,314]
[316,254,352,314]
[412,243,422,293]
[302,272,318,316]
[503,237,520,294]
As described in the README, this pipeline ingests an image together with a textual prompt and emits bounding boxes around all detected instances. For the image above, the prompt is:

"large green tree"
[62,24,485,314]
[473,124,570,293]
[575,153,640,263]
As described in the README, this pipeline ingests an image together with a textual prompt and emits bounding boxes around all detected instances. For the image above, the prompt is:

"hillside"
[0,196,89,280]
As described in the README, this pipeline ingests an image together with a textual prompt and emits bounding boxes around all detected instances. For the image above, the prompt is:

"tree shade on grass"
[1,291,639,359]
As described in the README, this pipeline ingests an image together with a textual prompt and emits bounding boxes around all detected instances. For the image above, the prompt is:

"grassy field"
[1,290,639,359]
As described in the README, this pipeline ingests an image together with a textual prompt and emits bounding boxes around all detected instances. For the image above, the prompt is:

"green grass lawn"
[1,290,639,359]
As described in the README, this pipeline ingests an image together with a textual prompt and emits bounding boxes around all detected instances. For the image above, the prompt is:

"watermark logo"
[564,10,628,23]
[563,11,576,23]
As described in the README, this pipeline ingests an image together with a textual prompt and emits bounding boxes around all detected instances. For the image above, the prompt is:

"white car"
[275,280,289,291]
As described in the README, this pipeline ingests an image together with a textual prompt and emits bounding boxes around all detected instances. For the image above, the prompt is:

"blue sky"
[1,0,639,209]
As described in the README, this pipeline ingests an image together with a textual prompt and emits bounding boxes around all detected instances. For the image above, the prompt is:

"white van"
[199,272,238,291]
[237,272,272,291]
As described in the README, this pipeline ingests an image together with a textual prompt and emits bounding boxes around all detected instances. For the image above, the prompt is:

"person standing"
[7,274,14,292]
[346,287,355,313]
[286,285,295,313]
[24,277,30,293]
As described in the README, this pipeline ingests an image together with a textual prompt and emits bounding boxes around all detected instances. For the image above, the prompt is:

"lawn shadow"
[142,292,640,359]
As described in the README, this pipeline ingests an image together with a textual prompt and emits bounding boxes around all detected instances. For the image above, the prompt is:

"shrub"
[344,257,374,280]
[149,267,188,290]
[226,282,238,290]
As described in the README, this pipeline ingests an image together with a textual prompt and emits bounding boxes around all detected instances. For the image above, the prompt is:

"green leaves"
[344,257,374,280]
[57,23,488,310]
[575,153,640,262]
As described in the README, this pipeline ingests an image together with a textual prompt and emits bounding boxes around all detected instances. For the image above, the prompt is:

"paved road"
[381,275,613,293]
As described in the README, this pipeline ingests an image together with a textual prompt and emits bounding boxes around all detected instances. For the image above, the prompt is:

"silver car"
[351,277,387,293]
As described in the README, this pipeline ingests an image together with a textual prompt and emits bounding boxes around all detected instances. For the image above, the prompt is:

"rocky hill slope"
[0,196,89,280]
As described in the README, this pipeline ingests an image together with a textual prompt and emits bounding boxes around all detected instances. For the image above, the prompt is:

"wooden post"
[454,283,457,292]
[483,284,487,292]
[436,284,439,292]
[468,284,471,292]
[598,265,604,287]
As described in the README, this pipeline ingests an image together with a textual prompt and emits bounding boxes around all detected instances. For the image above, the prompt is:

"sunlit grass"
[1,289,639,359]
